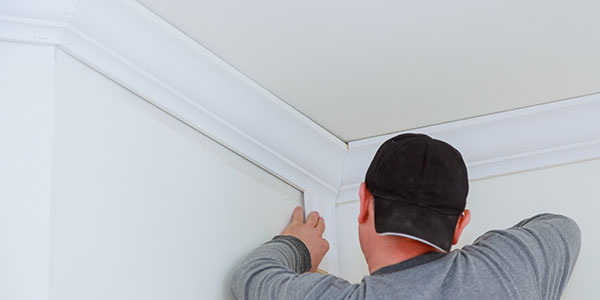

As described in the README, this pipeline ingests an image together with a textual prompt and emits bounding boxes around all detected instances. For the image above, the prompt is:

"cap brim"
[374,197,460,252]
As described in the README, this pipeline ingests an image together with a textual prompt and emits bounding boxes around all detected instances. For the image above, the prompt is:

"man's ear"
[452,209,471,245]
[358,182,371,224]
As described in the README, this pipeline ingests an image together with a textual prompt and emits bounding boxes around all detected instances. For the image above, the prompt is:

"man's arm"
[230,207,358,300]
[471,213,581,299]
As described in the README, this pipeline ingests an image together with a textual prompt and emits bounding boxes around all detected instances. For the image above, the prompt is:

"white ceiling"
[139,0,600,142]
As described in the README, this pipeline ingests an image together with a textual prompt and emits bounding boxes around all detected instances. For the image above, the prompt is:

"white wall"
[0,41,54,300]
[47,50,303,300]
[0,43,302,299]
[336,159,600,299]
[335,202,369,283]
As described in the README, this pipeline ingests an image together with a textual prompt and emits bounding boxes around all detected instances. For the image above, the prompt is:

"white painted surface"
[304,191,339,274]
[49,51,303,300]
[0,15,65,45]
[0,0,74,44]
[0,41,54,300]
[138,0,600,141]
[459,160,598,300]
[338,94,600,203]
[56,0,347,206]
[0,0,76,21]
[2,0,345,278]
[335,201,368,284]
[335,159,598,299]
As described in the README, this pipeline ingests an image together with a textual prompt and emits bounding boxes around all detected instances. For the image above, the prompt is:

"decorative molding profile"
[0,15,65,44]
[303,191,338,274]
[1,0,346,198]
[58,0,348,203]
[337,93,600,204]
[0,0,74,44]
[1,0,346,273]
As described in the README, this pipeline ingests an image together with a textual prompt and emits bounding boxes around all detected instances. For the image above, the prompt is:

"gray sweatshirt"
[231,214,581,300]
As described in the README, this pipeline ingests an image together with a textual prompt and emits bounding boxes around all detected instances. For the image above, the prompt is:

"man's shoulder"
[472,213,581,252]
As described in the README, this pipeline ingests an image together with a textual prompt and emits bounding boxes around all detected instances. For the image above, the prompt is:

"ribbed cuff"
[273,235,312,273]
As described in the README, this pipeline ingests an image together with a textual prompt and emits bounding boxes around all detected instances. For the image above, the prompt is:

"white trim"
[133,0,345,149]
[304,191,339,275]
[2,0,346,272]
[0,15,65,45]
[0,0,346,274]
[0,0,77,44]
[55,0,347,204]
[347,92,600,149]
[337,93,600,204]
[59,0,346,272]
[337,183,362,205]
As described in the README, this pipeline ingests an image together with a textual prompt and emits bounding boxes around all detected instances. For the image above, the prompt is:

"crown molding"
[1,0,348,202]
[337,93,600,204]
[1,0,347,273]
[59,0,348,201]
[303,191,339,275]
[0,0,75,44]
[0,15,65,45]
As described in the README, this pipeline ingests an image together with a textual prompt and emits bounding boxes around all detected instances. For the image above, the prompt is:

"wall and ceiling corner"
[2,0,600,278]
[0,0,348,275]
[337,93,600,204]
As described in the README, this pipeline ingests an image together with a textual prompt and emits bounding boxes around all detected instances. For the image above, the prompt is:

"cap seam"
[372,193,463,216]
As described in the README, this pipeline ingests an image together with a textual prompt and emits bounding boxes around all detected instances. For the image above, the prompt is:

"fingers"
[306,211,319,227]
[309,238,330,273]
[316,217,326,234]
[291,206,304,225]
[322,238,330,251]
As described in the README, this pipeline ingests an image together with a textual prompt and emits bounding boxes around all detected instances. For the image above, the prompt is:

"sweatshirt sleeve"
[230,236,358,300]
[471,213,581,299]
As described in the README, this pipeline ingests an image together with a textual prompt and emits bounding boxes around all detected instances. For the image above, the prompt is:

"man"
[231,133,581,299]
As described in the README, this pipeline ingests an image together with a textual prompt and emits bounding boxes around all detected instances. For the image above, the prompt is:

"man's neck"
[365,237,437,274]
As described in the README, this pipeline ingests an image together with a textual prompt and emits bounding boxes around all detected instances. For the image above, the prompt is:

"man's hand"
[281,206,330,273]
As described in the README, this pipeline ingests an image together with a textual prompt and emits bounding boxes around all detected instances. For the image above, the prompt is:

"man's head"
[358,133,470,260]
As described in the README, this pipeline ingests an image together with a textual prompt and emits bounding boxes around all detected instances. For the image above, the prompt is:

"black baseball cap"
[365,133,469,252]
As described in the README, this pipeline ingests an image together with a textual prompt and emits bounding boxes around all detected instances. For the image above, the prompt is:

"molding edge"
[59,0,347,273]
[337,93,600,204]
[2,0,347,273]
[0,15,65,45]
[304,192,339,275]
[56,0,347,202]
